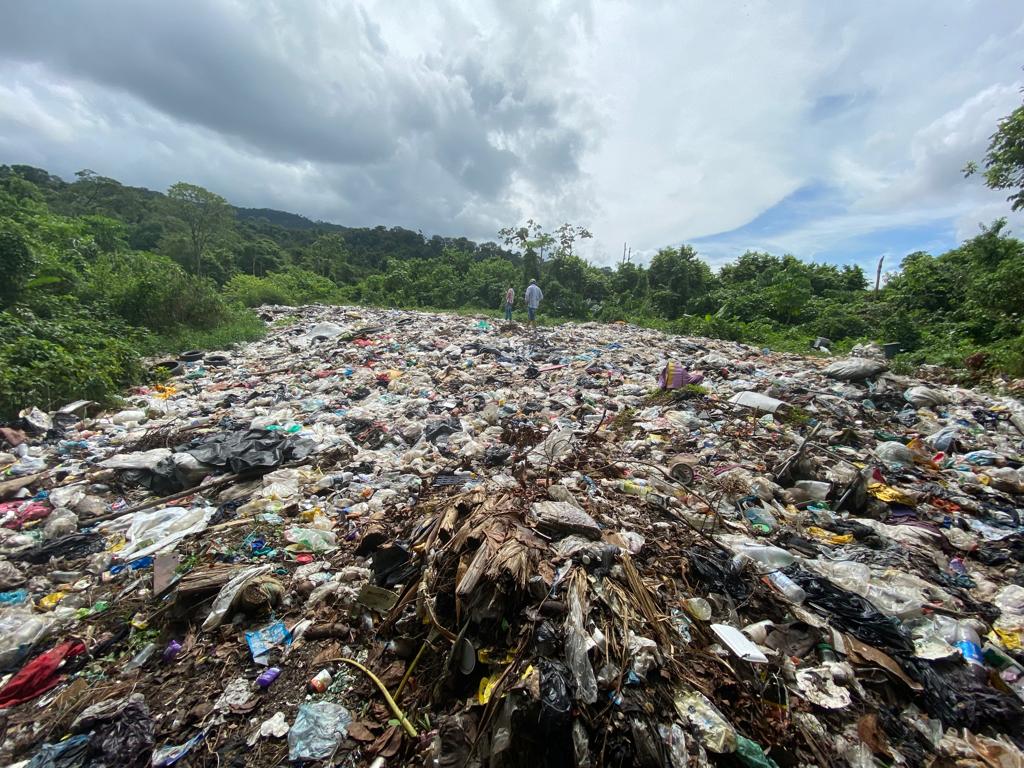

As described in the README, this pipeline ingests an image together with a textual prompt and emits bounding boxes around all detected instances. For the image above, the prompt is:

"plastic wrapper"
[287,701,351,761]
[658,723,688,768]
[674,689,736,753]
[564,573,597,703]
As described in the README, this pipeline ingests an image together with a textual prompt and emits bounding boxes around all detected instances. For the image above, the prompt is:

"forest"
[1,152,1023,419]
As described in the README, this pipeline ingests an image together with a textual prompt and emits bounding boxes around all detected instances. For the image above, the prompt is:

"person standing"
[503,286,515,322]
[524,279,543,329]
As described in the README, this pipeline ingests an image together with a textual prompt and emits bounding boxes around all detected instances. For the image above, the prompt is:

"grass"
[138,307,266,356]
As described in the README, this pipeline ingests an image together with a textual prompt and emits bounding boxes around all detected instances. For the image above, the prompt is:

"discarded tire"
[179,350,204,363]
[151,360,184,377]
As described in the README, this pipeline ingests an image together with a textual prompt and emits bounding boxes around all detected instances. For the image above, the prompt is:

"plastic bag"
[874,441,915,467]
[202,564,272,631]
[285,526,337,553]
[43,508,78,540]
[287,701,352,761]
[564,573,597,703]
[824,358,887,380]
[904,385,948,408]
[114,505,215,561]
[0,608,55,669]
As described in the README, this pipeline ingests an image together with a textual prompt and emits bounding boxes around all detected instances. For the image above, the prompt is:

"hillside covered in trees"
[1,162,1023,418]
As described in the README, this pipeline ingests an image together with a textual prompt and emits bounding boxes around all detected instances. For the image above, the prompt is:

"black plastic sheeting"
[788,567,1024,739]
[179,429,315,474]
[424,418,462,444]
[785,567,914,654]
[11,533,106,564]
[688,546,753,601]
[903,658,1024,739]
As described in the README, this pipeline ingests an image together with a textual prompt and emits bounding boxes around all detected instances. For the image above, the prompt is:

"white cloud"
[0,0,1022,266]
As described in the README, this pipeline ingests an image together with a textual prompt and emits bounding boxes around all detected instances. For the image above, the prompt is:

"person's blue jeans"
[527,306,537,322]
[504,303,513,321]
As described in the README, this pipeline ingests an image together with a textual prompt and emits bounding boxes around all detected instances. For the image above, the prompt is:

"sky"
[0,0,1022,271]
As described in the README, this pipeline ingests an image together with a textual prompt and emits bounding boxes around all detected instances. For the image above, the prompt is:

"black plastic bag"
[180,429,314,474]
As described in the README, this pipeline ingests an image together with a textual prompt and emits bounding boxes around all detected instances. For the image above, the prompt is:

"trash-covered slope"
[2,304,1024,767]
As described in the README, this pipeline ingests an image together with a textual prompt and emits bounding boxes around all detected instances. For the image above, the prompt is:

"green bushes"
[0,301,145,416]
[83,251,228,331]
[223,268,341,307]
[139,306,265,355]
[0,219,35,306]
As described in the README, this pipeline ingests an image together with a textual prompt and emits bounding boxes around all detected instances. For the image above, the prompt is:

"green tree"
[166,182,233,276]
[240,237,284,276]
[965,87,1024,211]
[0,220,34,306]
[553,222,592,258]
[647,245,712,318]
[302,233,352,282]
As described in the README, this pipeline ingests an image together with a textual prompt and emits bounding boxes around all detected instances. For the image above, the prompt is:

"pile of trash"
[1,304,1024,767]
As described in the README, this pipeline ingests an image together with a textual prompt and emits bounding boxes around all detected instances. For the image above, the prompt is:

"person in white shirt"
[524,279,543,329]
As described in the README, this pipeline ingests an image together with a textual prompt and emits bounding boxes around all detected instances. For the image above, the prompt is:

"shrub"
[223,268,341,307]
[84,251,228,331]
[0,301,145,418]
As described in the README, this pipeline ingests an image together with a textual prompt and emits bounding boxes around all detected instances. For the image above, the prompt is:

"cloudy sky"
[1,0,1022,269]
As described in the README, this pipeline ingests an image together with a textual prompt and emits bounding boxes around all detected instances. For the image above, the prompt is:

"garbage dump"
[2,304,1024,767]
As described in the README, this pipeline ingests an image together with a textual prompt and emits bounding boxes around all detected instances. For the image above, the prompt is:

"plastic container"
[124,642,157,671]
[765,571,806,604]
[257,667,282,689]
[738,500,777,534]
[308,668,333,693]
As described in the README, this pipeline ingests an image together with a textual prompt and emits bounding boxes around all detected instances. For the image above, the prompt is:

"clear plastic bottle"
[765,571,806,604]
[954,623,988,683]
[731,545,796,573]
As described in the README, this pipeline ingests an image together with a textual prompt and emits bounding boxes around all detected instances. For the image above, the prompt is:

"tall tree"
[964,86,1024,211]
[302,232,352,282]
[167,182,232,276]
[554,222,592,258]
[647,245,712,318]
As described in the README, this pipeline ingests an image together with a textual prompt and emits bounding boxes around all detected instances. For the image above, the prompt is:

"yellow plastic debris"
[37,591,66,611]
[806,526,853,545]
[867,482,917,506]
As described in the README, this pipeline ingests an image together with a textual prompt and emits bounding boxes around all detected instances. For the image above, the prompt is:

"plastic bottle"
[731,545,795,573]
[954,623,988,682]
[308,669,333,693]
[765,571,806,604]
[740,504,777,535]
[124,642,157,671]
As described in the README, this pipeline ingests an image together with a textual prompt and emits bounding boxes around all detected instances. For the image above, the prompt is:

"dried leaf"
[369,724,403,758]
[347,721,377,742]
